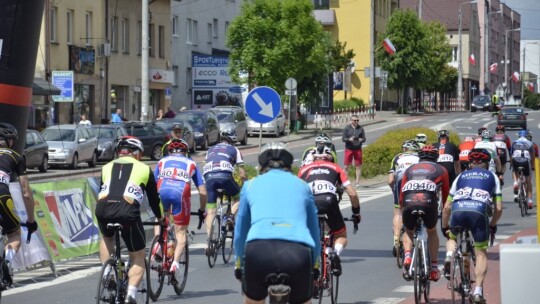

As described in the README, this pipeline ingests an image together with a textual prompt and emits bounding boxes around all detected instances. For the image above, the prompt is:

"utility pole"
[458,1,477,110]
[418,0,422,18]
[141,0,149,122]
[369,0,375,108]
[104,0,110,123]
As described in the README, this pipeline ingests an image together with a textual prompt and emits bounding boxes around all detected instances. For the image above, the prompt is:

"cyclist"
[415,133,427,149]
[475,127,487,143]
[526,130,539,160]
[441,149,502,304]
[458,136,476,171]
[474,130,502,176]
[301,132,338,166]
[388,140,420,256]
[433,129,461,185]
[234,142,320,304]
[494,125,511,150]
[400,145,449,282]
[95,136,164,304]
[0,123,38,286]
[203,135,246,250]
[298,145,361,276]
[510,130,535,209]
[153,139,206,273]
[162,123,185,157]
[493,127,510,181]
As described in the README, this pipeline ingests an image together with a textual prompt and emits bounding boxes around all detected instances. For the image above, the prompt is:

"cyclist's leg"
[97,221,115,263]
[469,212,490,298]
[423,204,440,281]
[392,179,402,248]
[203,175,220,237]
[171,193,190,267]
[320,194,346,255]
[220,174,242,217]
[0,194,22,261]
[400,205,416,268]
[122,219,147,294]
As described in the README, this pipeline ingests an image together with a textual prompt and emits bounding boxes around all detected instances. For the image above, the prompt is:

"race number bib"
[459,150,470,158]
[158,168,190,183]
[512,149,531,159]
[310,180,337,195]
[401,179,437,192]
[203,161,234,174]
[453,187,491,203]
[123,181,144,204]
[438,154,454,162]
[0,171,10,185]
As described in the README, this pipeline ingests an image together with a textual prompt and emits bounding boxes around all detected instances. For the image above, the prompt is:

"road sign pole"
[287,94,291,136]
[258,124,263,153]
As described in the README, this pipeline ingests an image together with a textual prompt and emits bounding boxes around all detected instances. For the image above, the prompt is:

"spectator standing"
[342,114,365,187]
[111,108,127,124]
[79,114,92,126]
[155,109,163,121]
[163,106,176,119]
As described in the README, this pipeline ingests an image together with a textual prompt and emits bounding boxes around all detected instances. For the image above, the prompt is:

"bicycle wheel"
[173,241,189,295]
[423,251,430,302]
[450,253,466,304]
[396,229,404,269]
[96,258,118,304]
[519,185,527,217]
[222,220,234,264]
[134,260,150,304]
[330,272,339,304]
[413,247,422,304]
[147,235,165,301]
[207,215,220,268]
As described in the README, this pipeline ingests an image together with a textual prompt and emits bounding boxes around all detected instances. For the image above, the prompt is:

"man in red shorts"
[341,114,365,186]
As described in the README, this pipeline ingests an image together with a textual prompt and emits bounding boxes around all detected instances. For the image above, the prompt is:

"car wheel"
[201,137,209,150]
[240,131,248,145]
[189,139,197,153]
[151,145,163,160]
[38,155,48,173]
[69,153,79,169]
[88,152,97,168]
[471,108,476,112]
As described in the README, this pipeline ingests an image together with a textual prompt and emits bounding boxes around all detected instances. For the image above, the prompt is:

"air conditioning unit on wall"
[97,43,111,57]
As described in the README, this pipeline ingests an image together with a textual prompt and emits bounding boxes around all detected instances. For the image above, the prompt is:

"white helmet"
[415,133,427,144]
[313,145,333,161]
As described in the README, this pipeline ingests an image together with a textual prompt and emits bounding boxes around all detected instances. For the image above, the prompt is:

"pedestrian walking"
[342,114,365,187]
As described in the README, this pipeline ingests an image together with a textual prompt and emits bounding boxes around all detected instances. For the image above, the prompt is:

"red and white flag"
[528,82,535,92]
[382,38,396,55]
[469,54,476,66]
[489,63,498,74]
[512,71,520,83]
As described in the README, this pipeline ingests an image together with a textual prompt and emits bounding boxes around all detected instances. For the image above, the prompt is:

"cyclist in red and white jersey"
[458,136,476,171]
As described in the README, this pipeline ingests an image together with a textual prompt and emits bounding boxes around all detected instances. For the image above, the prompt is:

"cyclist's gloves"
[352,207,361,224]
[26,221,38,234]
[490,225,497,235]
[197,208,206,222]
[234,268,242,280]
[441,226,450,238]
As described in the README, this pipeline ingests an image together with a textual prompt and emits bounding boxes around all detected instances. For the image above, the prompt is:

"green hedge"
[334,97,365,111]
[360,127,461,179]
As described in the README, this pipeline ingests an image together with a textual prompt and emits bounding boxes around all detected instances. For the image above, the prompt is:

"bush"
[334,98,365,112]
[396,106,408,114]
[360,127,460,179]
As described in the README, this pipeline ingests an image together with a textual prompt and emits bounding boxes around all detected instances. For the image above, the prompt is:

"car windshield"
[215,112,234,123]
[502,107,524,114]
[42,129,75,141]
[93,128,115,138]
[473,96,490,104]
[177,113,204,128]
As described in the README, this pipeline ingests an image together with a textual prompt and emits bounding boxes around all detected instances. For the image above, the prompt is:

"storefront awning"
[32,78,61,96]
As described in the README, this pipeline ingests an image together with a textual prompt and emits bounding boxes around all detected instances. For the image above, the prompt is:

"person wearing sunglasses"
[341,115,365,187]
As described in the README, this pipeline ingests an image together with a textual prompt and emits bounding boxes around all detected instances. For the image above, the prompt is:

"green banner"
[31,179,100,262]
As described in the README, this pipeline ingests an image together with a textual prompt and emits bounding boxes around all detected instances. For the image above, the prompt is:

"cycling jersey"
[388,152,419,206]
[433,140,460,183]
[154,154,204,225]
[400,161,450,230]
[474,140,498,172]
[458,141,476,162]
[0,147,26,234]
[510,138,534,162]
[448,168,502,249]
[493,133,511,150]
[492,140,509,165]
[301,146,337,166]
[203,143,244,175]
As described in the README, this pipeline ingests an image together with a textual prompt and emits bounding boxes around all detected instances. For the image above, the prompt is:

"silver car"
[210,106,248,145]
[247,111,286,137]
[42,125,98,169]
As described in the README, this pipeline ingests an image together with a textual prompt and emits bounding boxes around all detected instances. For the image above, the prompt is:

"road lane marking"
[371,297,406,304]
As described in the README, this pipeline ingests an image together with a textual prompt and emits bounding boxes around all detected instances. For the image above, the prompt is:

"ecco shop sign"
[193,67,229,81]
[197,69,229,77]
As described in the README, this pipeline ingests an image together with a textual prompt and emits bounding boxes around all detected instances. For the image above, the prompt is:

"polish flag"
[469,54,476,66]
[511,71,520,83]
[528,82,535,92]
[382,38,396,55]
[489,63,498,74]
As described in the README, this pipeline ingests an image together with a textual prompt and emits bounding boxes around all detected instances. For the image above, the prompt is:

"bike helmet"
[315,132,332,145]
[463,136,474,142]
[517,130,528,138]
[116,136,144,154]
[480,129,493,140]
[418,145,439,162]
[437,129,450,138]
[495,125,505,133]
[258,142,294,170]
[415,133,427,144]
[402,140,420,152]
[477,127,487,135]
[0,123,18,141]
[172,123,184,131]
[220,133,235,145]
[168,138,189,153]
[468,148,491,164]
[526,130,533,141]
[313,145,334,161]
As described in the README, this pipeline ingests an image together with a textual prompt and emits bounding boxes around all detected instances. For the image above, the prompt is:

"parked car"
[91,124,129,161]
[24,129,49,172]
[123,122,168,160]
[176,110,220,150]
[42,125,98,169]
[497,106,527,129]
[470,95,493,112]
[155,118,196,153]
[247,111,286,137]
[209,106,248,145]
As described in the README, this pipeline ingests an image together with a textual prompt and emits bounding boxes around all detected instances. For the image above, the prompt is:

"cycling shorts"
[0,193,21,235]
[204,172,240,207]
[97,218,146,252]
[314,194,345,235]
[402,201,438,231]
[449,201,490,249]
[496,148,508,165]
[392,176,403,208]
[242,239,313,304]
[159,188,191,226]
[512,159,531,177]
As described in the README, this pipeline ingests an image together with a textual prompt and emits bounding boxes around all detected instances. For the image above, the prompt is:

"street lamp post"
[458,0,477,109]
[486,10,502,92]
[504,28,521,99]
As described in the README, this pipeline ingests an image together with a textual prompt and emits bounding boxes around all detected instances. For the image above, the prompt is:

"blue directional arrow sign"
[245,86,281,124]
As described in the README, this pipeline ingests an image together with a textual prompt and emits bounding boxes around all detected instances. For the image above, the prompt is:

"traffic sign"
[285,78,297,90]
[285,89,296,96]
[245,86,281,124]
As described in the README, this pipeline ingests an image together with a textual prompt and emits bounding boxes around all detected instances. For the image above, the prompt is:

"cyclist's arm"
[490,176,503,226]
[343,183,360,209]
[305,186,320,267]
[192,166,207,210]
[18,175,35,223]
[234,183,252,268]
[441,181,457,228]
[145,168,163,219]
[234,148,247,180]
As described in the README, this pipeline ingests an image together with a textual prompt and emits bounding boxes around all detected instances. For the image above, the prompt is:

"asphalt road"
[7,110,538,303]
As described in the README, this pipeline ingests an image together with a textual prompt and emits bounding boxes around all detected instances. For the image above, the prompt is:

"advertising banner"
[31,179,100,261]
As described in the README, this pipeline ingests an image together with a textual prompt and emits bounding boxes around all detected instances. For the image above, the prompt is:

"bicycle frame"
[517,167,528,216]
[448,227,476,303]
[405,212,430,304]
[314,215,338,304]
[207,188,234,268]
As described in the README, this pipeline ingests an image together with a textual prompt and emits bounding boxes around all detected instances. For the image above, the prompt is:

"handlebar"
[20,222,35,244]
[343,218,359,234]
[190,211,204,230]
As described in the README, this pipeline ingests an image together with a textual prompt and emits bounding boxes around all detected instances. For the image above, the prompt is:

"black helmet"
[313,145,334,161]
[437,129,450,138]
[477,127,487,135]
[258,142,294,170]
[0,123,18,141]
[315,132,332,145]
[172,123,184,131]
[221,133,235,144]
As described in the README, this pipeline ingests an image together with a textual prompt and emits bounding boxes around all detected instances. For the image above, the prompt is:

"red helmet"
[495,125,505,133]
[468,148,491,164]
[167,138,189,153]
[418,145,439,162]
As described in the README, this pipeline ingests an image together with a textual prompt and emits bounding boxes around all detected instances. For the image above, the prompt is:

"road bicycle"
[313,214,358,304]
[447,226,477,304]
[206,188,234,268]
[96,222,152,304]
[515,166,528,217]
[147,212,201,301]
[266,273,291,304]
[403,210,430,304]
[395,225,405,269]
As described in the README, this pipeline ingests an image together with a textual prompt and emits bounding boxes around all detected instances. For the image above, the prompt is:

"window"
[111,17,118,51]
[207,23,212,44]
[85,12,92,46]
[225,21,230,37]
[67,10,74,44]
[50,7,58,42]
[187,19,198,45]
[149,23,155,57]
[452,46,458,62]
[213,18,218,38]
[121,18,129,53]
[172,15,179,36]
[158,25,165,58]
[137,21,142,55]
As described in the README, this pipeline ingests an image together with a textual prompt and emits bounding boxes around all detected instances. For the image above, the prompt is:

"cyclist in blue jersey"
[441,148,502,304]
[153,139,206,272]
[510,130,536,209]
[203,135,246,249]
[234,142,320,304]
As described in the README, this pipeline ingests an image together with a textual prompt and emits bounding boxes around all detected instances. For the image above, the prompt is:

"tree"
[421,21,453,92]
